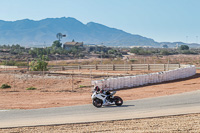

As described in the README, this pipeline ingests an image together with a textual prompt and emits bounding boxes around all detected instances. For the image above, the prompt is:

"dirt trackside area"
[0,69,200,109]
[1,113,200,133]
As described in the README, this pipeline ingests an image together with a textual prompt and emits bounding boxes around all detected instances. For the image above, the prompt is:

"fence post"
[167,58,170,70]
[164,64,166,71]
[132,64,134,71]
[124,62,125,71]
[13,70,15,91]
[130,64,132,71]
[148,64,150,71]
[71,71,74,92]
[78,65,80,71]
[107,64,108,71]
[112,64,115,71]
[62,66,65,71]
[27,59,29,71]
[95,65,97,70]
[90,69,92,80]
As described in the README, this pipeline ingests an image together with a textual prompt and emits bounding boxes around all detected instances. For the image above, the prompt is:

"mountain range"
[0,17,199,48]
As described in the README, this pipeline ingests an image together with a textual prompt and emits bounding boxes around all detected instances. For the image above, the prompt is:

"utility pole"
[101,43,103,64]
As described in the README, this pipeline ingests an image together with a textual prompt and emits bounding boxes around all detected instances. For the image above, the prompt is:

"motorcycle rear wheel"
[114,96,123,106]
[93,98,103,108]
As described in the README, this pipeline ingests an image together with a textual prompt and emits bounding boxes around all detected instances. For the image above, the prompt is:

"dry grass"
[1,113,200,133]
[48,54,200,67]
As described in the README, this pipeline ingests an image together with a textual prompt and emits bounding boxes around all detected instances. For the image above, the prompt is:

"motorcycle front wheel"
[93,98,103,108]
[114,96,123,106]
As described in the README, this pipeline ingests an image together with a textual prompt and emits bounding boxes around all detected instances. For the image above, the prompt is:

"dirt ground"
[1,113,200,133]
[0,69,199,109]
[0,68,200,132]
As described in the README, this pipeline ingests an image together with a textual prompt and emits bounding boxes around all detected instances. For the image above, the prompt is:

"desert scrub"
[79,85,87,88]
[26,87,37,90]
[0,84,11,89]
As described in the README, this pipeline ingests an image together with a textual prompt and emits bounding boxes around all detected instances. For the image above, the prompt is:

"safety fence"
[91,65,196,91]
[0,64,182,71]
[48,64,181,71]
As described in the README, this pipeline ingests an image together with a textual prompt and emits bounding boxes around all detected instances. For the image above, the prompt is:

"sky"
[1,0,200,43]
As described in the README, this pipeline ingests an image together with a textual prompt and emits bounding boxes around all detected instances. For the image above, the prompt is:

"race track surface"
[0,90,200,128]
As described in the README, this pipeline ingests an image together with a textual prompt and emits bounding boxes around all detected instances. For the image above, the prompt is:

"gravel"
[1,113,200,133]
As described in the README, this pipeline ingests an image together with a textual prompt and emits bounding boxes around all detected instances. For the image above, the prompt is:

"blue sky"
[1,0,200,43]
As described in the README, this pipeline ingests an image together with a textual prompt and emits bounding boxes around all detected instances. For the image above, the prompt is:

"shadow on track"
[103,104,135,108]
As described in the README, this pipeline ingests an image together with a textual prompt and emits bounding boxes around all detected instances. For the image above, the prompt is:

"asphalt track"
[0,90,200,128]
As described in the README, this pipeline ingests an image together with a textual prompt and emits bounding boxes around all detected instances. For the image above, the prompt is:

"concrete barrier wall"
[91,65,196,91]
[0,65,18,69]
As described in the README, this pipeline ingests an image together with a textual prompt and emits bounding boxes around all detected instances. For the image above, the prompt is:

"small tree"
[179,45,189,50]
[52,40,62,48]
[29,55,48,71]
[160,50,170,55]
[162,44,168,48]
[130,47,141,54]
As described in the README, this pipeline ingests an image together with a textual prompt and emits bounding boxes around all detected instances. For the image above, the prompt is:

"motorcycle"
[91,90,123,108]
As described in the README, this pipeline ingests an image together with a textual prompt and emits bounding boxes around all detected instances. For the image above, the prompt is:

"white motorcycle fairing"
[91,91,116,106]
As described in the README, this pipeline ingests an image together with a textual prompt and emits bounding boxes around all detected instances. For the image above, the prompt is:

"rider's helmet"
[94,86,100,92]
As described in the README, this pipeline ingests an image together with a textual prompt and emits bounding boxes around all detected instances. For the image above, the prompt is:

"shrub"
[2,60,28,66]
[15,61,28,66]
[79,85,87,88]
[160,50,170,55]
[179,45,189,50]
[2,60,16,66]
[130,59,137,63]
[1,84,11,89]
[130,47,152,55]
[180,50,197,54]
[26,87,37,90]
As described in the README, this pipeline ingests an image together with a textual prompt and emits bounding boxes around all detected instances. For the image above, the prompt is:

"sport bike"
[91,90,123,108]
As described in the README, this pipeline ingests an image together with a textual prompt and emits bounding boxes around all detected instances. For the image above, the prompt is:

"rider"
[94,86,111,103]
[94,86,101,92]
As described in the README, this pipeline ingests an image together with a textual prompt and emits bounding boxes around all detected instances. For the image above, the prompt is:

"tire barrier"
[91,65,196,91]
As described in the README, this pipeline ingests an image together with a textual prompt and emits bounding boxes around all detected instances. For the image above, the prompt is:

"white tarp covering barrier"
[91,65,196,90]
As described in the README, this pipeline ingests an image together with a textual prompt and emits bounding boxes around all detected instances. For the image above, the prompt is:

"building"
[0,49,10,53]
[63,41,83,50]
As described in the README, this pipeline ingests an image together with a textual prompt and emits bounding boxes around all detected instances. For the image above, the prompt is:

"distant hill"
[0,17,200,48]
[0,17,159,47]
